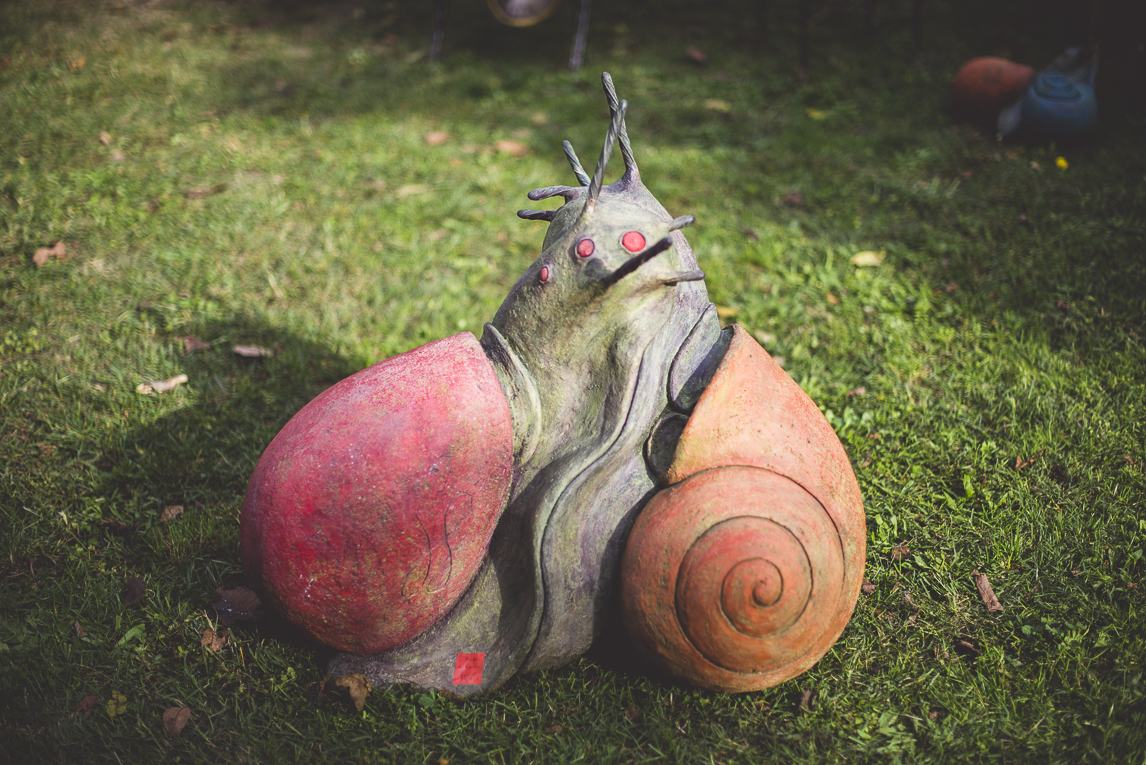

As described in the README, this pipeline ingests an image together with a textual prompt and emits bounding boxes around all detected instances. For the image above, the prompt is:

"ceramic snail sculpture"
[240,73,866,698]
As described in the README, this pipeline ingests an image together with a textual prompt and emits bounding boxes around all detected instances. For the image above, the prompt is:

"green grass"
[2,0,1144,761]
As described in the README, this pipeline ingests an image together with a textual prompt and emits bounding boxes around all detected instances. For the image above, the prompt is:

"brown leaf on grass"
[1015,455,1035,470]
[335,673,371,710]
[798,688,815,712]
[185,183,229,198]
[847,386,866,396]
[160,505,184,522]
[971,570,1003,613]
[104,517,129,533]
[826,293,840,304]
[70,57,85,70]
[123,575,145,606]
[211,586,262,626]
[200,627,229,652]
[99,131,112,146]
[136,374,188,395]
[861,578,876,595]
[110,149,126,162]
[715,305,740,319]
[74,620,88,638]
[624,706,642,722]
[891,545,909,563]
[954,639,979,656]
[546,724,564,734]
[494,140,529,157]
[33,241,67,267]
[685,46,707,65]
[72,694,100,717]
[162,707,192,737]
[233,344,273,357]
[782,191,805,206]
[183,335,211,353]
[0,56,11,72]
[425,131,450,146]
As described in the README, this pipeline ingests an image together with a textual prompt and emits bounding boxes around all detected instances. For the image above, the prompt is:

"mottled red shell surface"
[240,332,514,655]
[951,57,1034,121]
[621,325,865,692]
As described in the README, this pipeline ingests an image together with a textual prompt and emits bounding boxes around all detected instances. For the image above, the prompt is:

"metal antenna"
[562,141,591,187]
[601,72,637,179]
[581,99,626,222]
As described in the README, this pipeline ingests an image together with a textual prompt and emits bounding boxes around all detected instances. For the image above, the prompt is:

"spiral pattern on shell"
[621,465,853,692]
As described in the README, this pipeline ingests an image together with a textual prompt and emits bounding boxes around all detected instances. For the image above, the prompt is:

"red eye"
[622,231,646,252]
[539,266,550,282]
[576,239,595,258]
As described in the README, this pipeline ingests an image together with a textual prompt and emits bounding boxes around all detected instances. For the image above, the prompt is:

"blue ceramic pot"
[1019,71,1097,137]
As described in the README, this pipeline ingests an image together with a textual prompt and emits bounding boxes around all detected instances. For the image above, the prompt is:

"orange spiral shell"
[621,326,865,692]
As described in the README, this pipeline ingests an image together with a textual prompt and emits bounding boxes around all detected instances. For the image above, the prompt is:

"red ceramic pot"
[952,57,1035,121]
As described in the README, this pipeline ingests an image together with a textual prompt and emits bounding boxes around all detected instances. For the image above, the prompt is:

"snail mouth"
[605,236,705,288]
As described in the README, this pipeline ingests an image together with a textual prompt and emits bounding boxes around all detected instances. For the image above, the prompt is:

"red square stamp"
[452,653,485,685]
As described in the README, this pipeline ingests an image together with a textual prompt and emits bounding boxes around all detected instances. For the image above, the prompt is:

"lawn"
[1,0,1144,762]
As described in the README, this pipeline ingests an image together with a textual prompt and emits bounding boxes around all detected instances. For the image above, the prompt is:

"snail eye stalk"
[576,239,595,258]
[621,231,645,252]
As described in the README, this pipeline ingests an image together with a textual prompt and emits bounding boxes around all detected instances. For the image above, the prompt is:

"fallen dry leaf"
[971,570,1003,613]
[782,191,805,206]
[106,690,128,717]
[136,374,189,395]
[826,293,840,305]
[494,140,528,157]
[70,57,85,70]
[715,305,740,319]
[183,335,211,353]
[72,694,100,718]
[99,131,112,146]
[335,673,371,710]
[624,706,642,722]
[185,183,228,198]
[954,638,979,656]
[861,578,876,595]
[546,724,564,734]
[397,183,429,198]
[200,627,230,652]
[891,545,909,563]
[703,99,730,112]
[74,620,88,638]
[847,387,866,397]
[212,586,262,626]
[160,505,184,523]
[233,344,273,358]
[162,707,192,737]
[798,688,815,712]
[850,250,885,267]
[110,149,125,162]
[425,131,450,146]
[805,108,829,120]
[32,241,67,268]
[529,111,548,125]
[685,46,707,64]
[123,575,145,606]
[753,331,777,347]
